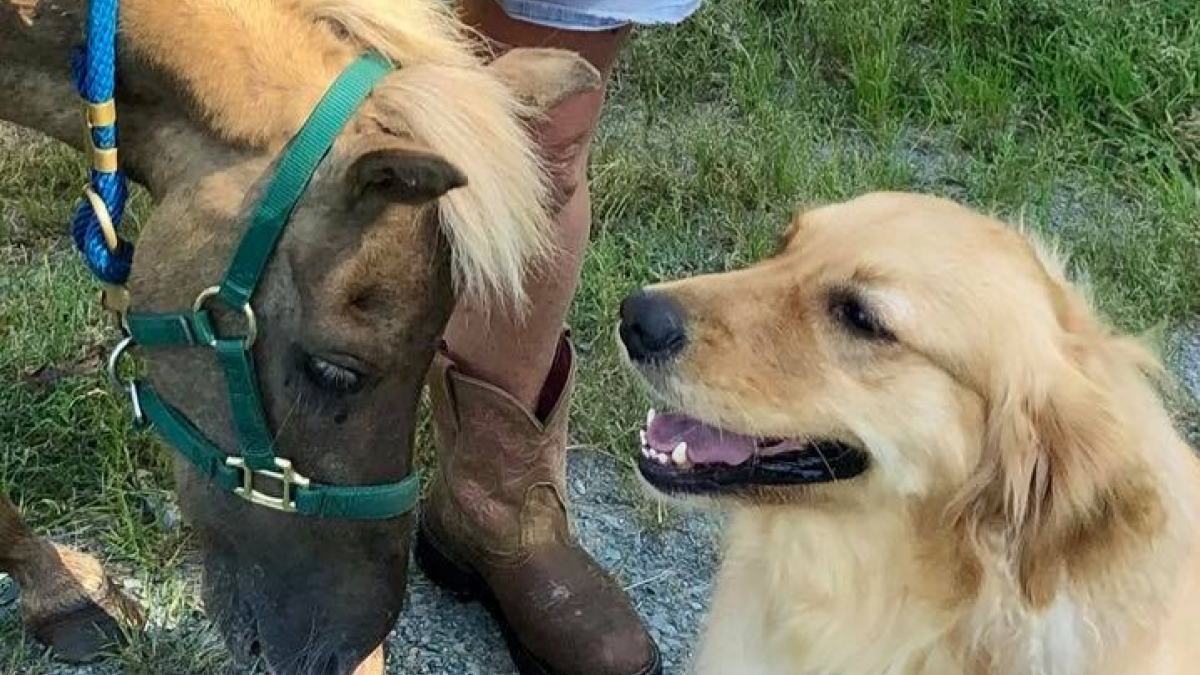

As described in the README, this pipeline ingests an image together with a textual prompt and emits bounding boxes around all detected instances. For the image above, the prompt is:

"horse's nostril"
[249,639,262,657]
[619,291,688,363]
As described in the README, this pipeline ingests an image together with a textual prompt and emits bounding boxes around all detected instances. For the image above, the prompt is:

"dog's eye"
[303,355,364,394]
[829,292,893,341]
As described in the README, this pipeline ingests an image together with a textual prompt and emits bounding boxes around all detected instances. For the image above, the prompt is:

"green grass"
[2,0,1198,669]
[572,0,1199,468]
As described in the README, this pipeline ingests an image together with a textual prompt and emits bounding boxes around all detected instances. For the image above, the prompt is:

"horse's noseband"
[75,0,418,520]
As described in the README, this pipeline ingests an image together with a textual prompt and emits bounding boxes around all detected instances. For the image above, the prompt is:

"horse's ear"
[487,47,602,115]
[347,146,467,205]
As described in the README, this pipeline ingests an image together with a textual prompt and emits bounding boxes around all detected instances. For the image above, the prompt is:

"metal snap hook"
[107,336,145,426]
[126,381,145,427]
[107,336,136,392]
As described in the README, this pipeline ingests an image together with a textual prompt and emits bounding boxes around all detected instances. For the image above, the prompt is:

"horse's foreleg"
[0,491,144,663]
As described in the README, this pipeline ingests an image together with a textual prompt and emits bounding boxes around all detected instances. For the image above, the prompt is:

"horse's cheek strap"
[135,383,243,493]
[213,339,276,472]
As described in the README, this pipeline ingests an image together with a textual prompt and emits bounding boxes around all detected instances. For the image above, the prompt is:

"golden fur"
[631,193,1200,675]
[121,0,556,308]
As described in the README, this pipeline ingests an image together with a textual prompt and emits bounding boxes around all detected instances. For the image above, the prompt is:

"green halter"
[111,53,420,520]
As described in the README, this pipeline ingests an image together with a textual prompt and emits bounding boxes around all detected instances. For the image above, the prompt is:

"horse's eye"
[303,355,363,394]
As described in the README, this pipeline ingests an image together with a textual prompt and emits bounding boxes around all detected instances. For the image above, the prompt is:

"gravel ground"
[1,450,722,675]
[1170,319,1200,406]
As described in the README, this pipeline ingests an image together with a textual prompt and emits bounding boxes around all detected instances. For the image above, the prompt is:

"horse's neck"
[0,0,350,190]
[116,0,355,148]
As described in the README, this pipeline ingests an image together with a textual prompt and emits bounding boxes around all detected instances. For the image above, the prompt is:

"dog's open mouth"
[637,409,869,494]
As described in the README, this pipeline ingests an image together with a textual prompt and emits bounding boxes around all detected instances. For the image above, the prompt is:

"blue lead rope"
[70,0,133,286]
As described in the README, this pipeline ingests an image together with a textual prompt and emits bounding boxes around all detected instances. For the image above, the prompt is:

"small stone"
[0,575,17,607]
[159,504,183,532]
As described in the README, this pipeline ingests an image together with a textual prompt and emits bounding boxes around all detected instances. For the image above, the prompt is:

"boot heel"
[415,525,483,603]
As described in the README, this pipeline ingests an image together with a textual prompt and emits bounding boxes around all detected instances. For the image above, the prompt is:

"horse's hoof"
[29,592,134,663]
[21,545,146,664]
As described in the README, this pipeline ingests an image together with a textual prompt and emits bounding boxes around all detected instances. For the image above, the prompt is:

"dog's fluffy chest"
[691,505,1191,675]
[692,508,965,675]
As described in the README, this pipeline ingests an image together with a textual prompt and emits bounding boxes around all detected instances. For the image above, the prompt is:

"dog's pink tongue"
[647,412,756,466]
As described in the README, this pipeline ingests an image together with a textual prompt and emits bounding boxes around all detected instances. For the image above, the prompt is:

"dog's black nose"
[619,291,687,363]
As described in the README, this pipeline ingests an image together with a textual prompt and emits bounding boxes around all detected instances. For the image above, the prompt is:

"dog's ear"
[952,300,1163,608]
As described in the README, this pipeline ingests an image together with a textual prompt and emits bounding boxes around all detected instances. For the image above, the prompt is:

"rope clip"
[100,283,131,331]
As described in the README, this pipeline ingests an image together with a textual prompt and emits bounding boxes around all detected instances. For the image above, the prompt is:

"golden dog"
[617,192,1200,675]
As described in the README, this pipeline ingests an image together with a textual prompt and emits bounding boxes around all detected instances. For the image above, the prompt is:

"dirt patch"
[0,121,42,150]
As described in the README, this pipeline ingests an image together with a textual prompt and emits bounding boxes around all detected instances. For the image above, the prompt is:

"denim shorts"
[493,0,704,31]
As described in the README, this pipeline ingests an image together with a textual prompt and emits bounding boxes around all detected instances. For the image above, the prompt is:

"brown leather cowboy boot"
[416,335,661,675]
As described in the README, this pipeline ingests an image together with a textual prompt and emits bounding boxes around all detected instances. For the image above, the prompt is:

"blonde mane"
[133,0,551,307]
[289,0,483,68]
[296,0,551,309]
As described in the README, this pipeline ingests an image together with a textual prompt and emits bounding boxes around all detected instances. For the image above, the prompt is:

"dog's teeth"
[655,452,669,465]
[671,442,688,466]
[639,430,648,447]
[646,409,656,427]
[641,447,652,459]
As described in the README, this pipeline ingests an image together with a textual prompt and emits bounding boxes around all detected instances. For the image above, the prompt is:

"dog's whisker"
[813,445,840,482]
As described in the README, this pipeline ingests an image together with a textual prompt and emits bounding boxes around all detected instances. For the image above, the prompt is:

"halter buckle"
[225,457,311,513]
